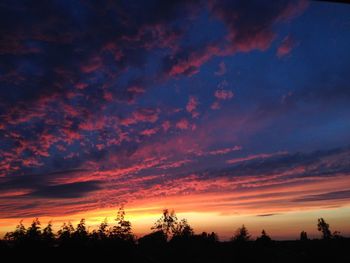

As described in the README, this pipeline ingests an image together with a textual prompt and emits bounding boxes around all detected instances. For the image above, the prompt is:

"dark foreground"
[1,238,350,262]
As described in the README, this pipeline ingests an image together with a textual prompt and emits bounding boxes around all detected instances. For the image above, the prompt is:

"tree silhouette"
[317,218,332,239]
[26,218,42,243]
[256,229,271,243]
[300,230,308,241]
[75,219,87,235]
[151,209,178,239]
[231,224,251,242]
[42,221,55,244]
[57,222,75,244]
[73,218,88,245]
[97,218,109,240]
[138,230,167,248]
[110,206,133,241]
[2,213,350,262]
[332,231,343,240]
[198,232,219,243]
[4,220,26,243]
[172,219,194,238]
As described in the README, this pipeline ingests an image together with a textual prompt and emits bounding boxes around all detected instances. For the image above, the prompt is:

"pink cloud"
[79,116,107,131]
[277,35,295,58]
[211,101,221,110]
[140,127,159,136]
[157,159,192,169]
[214,89,234,100]
[167,44,222,77]
[162,121,171,132]
[176,118,190,130]
[227,151,288,165]
[207,146,242,155]
[120,108,160,126]
[164,1,308,78]
[103,91,114,102]
[127,85,145,94]
[75,82,88,90]
[186,96,199,118]
[81,56,102,74]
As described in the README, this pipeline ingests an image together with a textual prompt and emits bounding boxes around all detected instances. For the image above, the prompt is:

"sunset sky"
[1,0,350,240]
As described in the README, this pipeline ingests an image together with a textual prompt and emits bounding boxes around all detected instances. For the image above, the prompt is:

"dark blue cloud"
[294,190,350,202]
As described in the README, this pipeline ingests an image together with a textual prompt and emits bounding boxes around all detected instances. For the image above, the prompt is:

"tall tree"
[317,218,332,239]
[74,219,88,240]
[300,231,308,241]
[97,218,109,240]
[57,222,75,242]
[42,221,55,244]
[152,209,178,238]
[4,220,26,242]
[256,229,271,243]
[172,219,194,238]
[26,218,42,242]
[231,225,251,242]
[110,206,133,241]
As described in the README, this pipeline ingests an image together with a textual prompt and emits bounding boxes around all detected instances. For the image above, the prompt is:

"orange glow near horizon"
[1,204,350,241]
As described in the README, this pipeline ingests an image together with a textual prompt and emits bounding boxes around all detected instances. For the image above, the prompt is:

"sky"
[0,0,350,240]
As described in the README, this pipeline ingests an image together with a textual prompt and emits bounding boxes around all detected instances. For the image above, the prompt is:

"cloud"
[176,118,190,130]
[214,89,234,100]
[162,0,307,77]
[140,127,159,136]
[120,108,160,126]
[2,0,349,224]
[210,0,307,53]
[293,190,350,202]
[256,213,278,217]
[277,35,295,57]
[227,152,288,165]
[186,96,199,118]
[195,146,242,156]
[211,101,221,110]
[215,61,227,76]
[81,56,103,74]
[30,181,101,199]
[162,121,171,132]
[163,43,222,77]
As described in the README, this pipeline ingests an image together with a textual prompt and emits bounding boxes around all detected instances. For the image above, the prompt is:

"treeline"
[1,208,346,248]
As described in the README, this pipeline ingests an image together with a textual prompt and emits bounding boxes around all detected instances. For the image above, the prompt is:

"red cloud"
[120,108,160,126]
[79,116,108,131]
[140,127,159,136]
[81,56,102,74]
[75,82,88,90]
[167,44,222,77]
